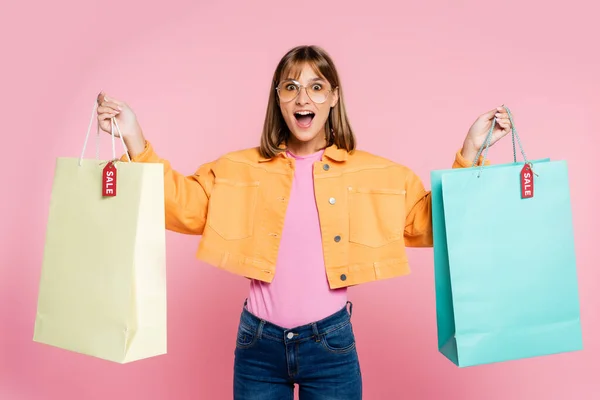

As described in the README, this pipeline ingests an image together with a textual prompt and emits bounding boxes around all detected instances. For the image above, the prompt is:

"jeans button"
[287,332,294,339]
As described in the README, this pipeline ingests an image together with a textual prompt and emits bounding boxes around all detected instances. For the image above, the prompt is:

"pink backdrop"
[2,0,598,399]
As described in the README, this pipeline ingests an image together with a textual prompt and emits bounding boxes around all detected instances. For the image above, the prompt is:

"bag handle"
[472,106,532,176]
[78,97,131,166]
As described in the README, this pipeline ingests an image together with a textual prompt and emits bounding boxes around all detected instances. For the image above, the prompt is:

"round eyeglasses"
[276,80,336,104]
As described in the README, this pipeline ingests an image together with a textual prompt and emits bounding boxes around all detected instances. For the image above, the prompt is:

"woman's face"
[278,63,338,151]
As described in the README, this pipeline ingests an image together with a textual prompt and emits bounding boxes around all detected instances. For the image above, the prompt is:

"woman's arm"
[123,141,215,235]
[97,93,215,235]
[403,150,483,247]
[403,105,513,247]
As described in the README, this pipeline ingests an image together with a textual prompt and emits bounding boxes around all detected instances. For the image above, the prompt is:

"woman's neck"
[286,134,327,156]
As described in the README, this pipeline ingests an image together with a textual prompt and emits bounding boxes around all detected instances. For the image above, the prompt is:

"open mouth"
[294,111,315,128]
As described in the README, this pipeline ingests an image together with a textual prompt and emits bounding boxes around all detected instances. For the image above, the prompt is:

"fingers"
[98,112,117,121]
[97,91,124,107]
[100,99,122,112]
[483,105,512,121]
[493,105,512,132]
[495,105,513,121]
[97,105,119,126]
[481,105,513,145]
[98,105,120,115]
[495,116,511,130]
[103,94,124,107]
[96,92,122,123]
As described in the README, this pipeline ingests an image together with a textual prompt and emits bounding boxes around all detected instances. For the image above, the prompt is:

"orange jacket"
[127,141,480,289]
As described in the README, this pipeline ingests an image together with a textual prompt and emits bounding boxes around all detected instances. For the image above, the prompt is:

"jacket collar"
[258,143,348,163]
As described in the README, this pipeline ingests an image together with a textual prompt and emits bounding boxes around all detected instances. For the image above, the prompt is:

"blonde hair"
[259,45,356,159]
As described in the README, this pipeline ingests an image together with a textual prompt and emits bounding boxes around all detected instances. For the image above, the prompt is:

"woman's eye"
[285,84,298,91]
[312,84,323,91]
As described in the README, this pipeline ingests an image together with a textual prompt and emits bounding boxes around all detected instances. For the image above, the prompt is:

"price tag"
[521,163,534,199]
[102,162,117,197]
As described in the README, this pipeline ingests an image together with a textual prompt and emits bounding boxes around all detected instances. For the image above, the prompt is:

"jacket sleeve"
[403,149,490,247]
[121,141,215,235]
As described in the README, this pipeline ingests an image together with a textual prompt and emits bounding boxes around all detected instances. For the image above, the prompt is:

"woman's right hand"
[96,91,146,157]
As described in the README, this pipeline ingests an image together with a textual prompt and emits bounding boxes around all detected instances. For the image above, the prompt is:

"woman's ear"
[330,88,339,108]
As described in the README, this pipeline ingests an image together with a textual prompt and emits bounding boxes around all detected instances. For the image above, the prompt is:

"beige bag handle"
[78,97,131,166]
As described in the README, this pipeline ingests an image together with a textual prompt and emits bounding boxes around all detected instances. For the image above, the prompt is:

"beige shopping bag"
[33,99,167,363]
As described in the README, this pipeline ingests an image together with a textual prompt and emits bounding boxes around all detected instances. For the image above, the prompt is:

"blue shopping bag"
[430,108,582,367]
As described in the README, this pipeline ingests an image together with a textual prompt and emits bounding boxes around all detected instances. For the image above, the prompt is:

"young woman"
[96,45,512,399]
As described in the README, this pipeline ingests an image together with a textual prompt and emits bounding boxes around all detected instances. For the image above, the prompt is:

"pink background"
[1,0,598,399]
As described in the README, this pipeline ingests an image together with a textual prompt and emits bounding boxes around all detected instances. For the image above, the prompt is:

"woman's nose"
[295,87,311,104]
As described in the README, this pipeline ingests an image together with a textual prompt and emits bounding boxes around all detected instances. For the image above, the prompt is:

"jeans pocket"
[321,321,356,354]
[236,322,258,349]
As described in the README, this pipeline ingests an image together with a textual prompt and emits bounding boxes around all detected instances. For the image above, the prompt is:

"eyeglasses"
[276,79,336,104]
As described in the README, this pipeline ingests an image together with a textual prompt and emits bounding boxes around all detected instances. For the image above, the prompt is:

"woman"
[97,45,512,399]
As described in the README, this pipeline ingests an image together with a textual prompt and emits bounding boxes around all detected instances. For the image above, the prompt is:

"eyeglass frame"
[275,79,338,104]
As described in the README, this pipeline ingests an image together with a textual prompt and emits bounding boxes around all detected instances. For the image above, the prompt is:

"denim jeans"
[233,299,362,399]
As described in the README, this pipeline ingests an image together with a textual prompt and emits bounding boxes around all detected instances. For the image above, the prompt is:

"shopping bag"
[33,99,167,363]
[430,108,582,367]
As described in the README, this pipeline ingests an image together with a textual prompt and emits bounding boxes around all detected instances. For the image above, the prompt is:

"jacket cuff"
[453,148,491,168]
[119,140,158,162]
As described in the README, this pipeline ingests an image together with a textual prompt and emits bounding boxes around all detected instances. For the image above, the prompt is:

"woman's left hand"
[461,106,513,162]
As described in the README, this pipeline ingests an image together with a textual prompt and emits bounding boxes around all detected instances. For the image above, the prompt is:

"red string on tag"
[520,163,534,199]
[102,162,117,197]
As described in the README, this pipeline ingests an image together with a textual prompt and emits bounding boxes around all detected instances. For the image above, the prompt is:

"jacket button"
[323,164,330,171]
[334,235,341,242]
[340,274,347,281]
[329,197,336,205]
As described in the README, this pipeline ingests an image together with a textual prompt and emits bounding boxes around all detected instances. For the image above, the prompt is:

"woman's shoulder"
[213,146,264,165]
[347,148,410,171]
[197,147,264,177]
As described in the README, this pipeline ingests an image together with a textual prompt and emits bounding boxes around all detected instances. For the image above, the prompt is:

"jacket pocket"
[348,187,406,248]
[208,178,259,240]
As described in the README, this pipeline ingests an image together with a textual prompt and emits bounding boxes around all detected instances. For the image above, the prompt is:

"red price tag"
[102,162,117,197]
[521,164,534,199]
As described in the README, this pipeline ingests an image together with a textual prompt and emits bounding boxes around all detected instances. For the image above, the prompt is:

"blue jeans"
[233,300,362,399]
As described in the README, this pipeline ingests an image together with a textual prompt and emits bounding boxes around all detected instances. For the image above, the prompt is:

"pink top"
[246,149,348,328]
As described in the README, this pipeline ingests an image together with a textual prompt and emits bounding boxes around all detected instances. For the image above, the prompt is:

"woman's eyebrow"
[283,77,324,82]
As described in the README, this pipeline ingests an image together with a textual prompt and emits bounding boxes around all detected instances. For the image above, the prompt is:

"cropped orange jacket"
[126,141,480,289]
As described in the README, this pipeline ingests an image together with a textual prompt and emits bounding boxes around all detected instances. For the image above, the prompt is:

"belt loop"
[311,322,321,342]
[347,301,353,317]
[243,298,248,308]
[257,319,265,340]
